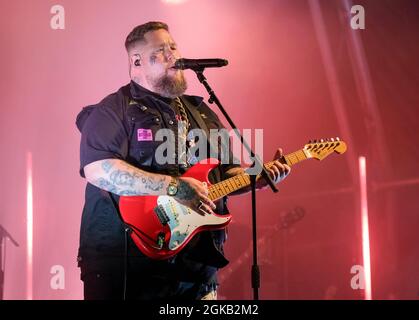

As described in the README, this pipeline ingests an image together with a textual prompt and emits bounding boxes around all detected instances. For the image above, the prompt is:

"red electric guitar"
[119,138,347,260]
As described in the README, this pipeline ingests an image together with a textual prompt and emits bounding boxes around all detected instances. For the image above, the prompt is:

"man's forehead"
[143,29,176,46]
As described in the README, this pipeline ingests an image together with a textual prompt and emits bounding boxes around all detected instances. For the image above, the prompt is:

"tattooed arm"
[84,159,170,196]
[83,159,216,214]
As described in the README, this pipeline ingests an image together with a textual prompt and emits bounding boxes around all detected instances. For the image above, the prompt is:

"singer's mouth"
[167,67,179,73]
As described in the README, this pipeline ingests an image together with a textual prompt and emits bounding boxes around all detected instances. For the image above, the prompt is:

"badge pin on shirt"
[137,128,153,141]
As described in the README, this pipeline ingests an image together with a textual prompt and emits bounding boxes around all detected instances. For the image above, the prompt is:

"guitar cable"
[121,223,165,300]
[121,223,168,300]
[125,222,167,250]
[123,226,131,300]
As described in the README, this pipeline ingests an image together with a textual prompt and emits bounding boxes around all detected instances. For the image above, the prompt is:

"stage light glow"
[161,0,189,5]
[359,156,372,300]
[26,152,33,300]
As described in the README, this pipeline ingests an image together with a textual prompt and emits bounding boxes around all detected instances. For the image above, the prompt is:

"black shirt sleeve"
[79,105,129,177]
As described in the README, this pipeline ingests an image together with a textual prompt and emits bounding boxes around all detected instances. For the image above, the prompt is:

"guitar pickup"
[154,205,170,226]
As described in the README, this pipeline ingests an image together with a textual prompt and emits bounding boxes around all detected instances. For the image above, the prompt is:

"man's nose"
[165,48,178,62]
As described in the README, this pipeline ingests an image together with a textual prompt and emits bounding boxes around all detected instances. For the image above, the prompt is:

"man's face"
[136,29,187,98]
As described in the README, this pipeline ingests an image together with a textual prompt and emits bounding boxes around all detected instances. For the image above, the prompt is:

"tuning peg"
[320,139,324,142]
[336,137,340,141]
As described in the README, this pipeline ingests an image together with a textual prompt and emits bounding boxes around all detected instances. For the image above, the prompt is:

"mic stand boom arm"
[194,69,278,300]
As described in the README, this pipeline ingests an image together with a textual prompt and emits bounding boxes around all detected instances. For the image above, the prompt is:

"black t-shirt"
[76,81,239,282]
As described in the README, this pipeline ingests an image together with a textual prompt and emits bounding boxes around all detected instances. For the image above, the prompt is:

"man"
[76,21,290,300]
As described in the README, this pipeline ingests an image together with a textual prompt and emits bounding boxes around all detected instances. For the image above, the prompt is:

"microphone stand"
[0,224,19,300]
[194,69,278,300]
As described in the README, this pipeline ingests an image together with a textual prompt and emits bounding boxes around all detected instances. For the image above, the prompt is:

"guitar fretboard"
[208,149,308,201]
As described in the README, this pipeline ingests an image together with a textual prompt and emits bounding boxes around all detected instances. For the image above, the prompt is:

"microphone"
[174,58,228,70]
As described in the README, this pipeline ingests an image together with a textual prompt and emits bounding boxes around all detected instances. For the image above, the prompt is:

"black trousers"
[82,270,217,300]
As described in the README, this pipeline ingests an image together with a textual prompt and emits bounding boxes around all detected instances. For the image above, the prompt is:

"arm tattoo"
[110,170,137,187]
[96,178,119,194]
[144,176,165,192]
[119,190,141,196]
[92,160,167,196]
[175,179,197,201]
[102,160,114,173]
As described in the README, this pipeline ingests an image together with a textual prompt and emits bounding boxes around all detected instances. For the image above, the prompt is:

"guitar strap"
[179,97,224,201]
[180,97,231,269]
[178,96,218,161]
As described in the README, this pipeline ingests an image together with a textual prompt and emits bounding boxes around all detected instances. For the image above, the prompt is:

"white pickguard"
[156,196,231,250]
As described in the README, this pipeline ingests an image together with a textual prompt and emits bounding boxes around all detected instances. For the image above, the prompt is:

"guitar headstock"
[304,137,347,161]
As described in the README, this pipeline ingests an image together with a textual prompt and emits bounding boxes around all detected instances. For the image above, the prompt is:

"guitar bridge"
[154,204,170,226]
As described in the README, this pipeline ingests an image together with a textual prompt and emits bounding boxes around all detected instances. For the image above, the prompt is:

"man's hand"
[174,176,216,215]
[256,148,291,189]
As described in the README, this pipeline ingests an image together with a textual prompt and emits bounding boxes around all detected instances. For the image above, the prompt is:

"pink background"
[1,0,418,299]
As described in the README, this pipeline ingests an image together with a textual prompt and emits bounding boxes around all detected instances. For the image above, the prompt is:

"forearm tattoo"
[93,160,166,196]
[110,170,137,187]
[102,160,114,173]
[175,179,197,201]
[96,177,119,194]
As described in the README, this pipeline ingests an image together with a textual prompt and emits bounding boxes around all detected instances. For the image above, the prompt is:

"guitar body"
[119,158,232,260]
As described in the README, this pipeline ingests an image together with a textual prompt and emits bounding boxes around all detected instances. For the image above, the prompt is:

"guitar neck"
[208,149,308,201]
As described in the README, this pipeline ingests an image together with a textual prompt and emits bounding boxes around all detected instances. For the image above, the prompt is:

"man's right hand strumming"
[173,177,216,215]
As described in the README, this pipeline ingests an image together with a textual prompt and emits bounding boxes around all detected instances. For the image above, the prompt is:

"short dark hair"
[125,21,169,52]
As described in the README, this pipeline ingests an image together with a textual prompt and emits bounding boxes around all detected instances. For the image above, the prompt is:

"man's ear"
[130,54,141,67]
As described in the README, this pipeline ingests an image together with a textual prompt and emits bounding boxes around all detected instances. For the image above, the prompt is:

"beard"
[148,70,188,98]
